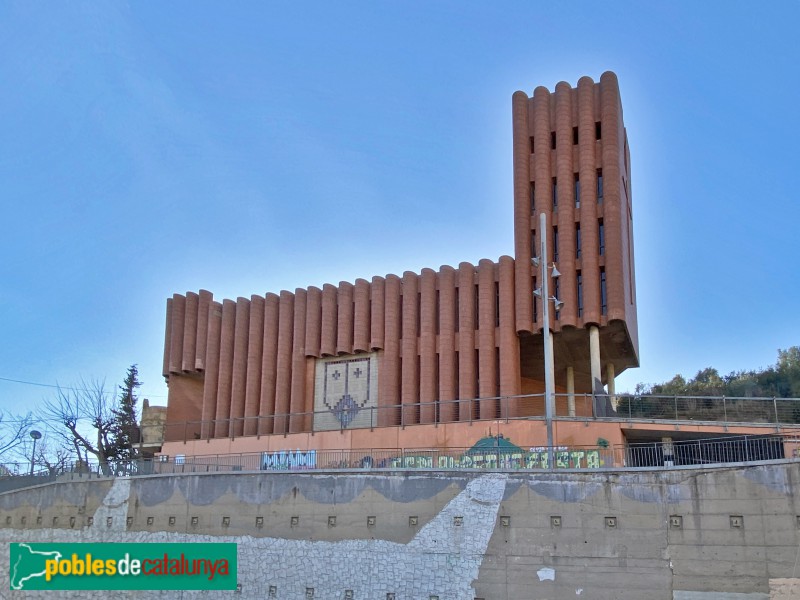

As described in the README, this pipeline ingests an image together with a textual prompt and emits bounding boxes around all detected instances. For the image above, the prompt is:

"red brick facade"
[162,72,638,442]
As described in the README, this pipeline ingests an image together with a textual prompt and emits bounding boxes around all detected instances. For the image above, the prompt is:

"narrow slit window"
[599,219,605,256]
[577,271,583,317]
[435,289,440,334]
[454,291,459,333]
[530,182,535,213]
[600,268,607,315]
[575,223,582,258]
[474,283,479,327]
[572,126,579,145]
[554,279,561,314]
[550,131,556,149]
[552,226,559,262]
[597,169,603,202]
[532,276,538,322]
[531,230,536,256]
[574,173,580,209]
[494,281,500,327]
[530,136,535,153]
[552,178,558,209]
[595,121,602,140]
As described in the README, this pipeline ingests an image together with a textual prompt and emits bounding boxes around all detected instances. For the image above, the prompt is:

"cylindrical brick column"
[401,271,419,425]
[418,268,437,423]
[200,301,222,438]
[214,299,236,438]
[162,297,173,378]
[353,278,370,353]
[304,286,322,358]
[243,294,265,436]
[578,75,601,326]
[532,85,554,333]
[600,71,624,322]
[229,297,250,438]
[498,256,520,417]
[182,292,198,372]
[289,288,307,433]
[555,81,577,327]
[195,290,213,370]
[512,91,533,334]
[304,357,316,432]
[458,262,476,421]
[380,274,401,427]
[478,259,497,419]
[320,283,337,357]
[169,294,186,374]
[370,276,385,351]
[336,281,354,355]
[274,290,294,434]
[259,293,280,435]
[438,266,457,422]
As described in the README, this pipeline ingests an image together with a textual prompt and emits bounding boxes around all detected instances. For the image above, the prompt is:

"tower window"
[552,178,558,209]
[494,281,500,327]
[530,136,535,153]
[600,268,607,315]
[531,230,536,256]
[599,219,605,256]
[577,271,583,317]
[575,224,581,258]
[550,131,556,149]
[530,182,535,213]
[574,174,580,209]
[552,226,559,262]
[597,169,603,202]
[573,126,579,145]
[595,121,602,140]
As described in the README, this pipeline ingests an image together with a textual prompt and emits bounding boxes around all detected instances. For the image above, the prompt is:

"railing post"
[773,397,779,428]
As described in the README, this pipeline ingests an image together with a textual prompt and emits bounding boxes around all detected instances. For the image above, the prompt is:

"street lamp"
[532,212,561,470]
[29,430,41,476]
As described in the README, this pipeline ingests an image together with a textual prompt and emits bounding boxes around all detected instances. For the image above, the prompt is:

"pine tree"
[111,365,141,462]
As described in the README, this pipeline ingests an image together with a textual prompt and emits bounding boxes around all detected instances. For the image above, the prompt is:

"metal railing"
[3,434,798,493]
[154,393,800,444]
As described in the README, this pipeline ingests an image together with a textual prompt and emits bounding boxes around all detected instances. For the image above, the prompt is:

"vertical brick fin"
[229,297,250,438]
[353,278,370,353]
[169,294,186,374]
[577,76,600,326]
[181,292,199,372]
[200,301,222,439]
[289,288,307,433]
[512,91,533,334]
[457,262,476,421]
[336,281,354,355]
[162,297,173,378]
[274,290,295,434]
[498,256,520,417]
[401,271,419,426]
[195,290,212,370]
[369,276,386,351]
[320,284,337,357]
[418,268,437,424]
[438,266,457,422]
[303,357,316,432]
[305,286,322,358]
[259,293,280,435]
[478,259,497,419]
[380,274,402,427]
[600,71,624,323]
[532,86,554,334]
[555,81,577,328]
[243,295,265,436]
[214,299,236,438]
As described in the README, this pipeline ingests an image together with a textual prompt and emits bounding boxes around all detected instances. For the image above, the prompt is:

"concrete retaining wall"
[2,462,800,599]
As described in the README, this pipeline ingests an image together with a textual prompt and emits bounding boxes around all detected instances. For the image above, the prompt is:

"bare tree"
[0,411,36,464]
[42,379,117,475]
[33,434,72,476]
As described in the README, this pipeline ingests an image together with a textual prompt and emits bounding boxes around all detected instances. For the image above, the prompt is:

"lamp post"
[29,430,41,476]
[533,213,562,470]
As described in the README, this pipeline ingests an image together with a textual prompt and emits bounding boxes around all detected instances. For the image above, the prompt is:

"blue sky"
[1,1,798,416]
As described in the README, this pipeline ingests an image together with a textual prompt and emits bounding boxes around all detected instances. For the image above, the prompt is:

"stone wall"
[2,462,800,599]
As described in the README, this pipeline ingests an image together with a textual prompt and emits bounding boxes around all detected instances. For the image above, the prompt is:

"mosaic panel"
[313,353,378,431]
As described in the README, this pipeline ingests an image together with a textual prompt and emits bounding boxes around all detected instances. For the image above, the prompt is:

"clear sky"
[1,1,798,416]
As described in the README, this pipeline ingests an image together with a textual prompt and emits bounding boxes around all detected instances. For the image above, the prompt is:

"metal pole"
[540,213,555,470]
